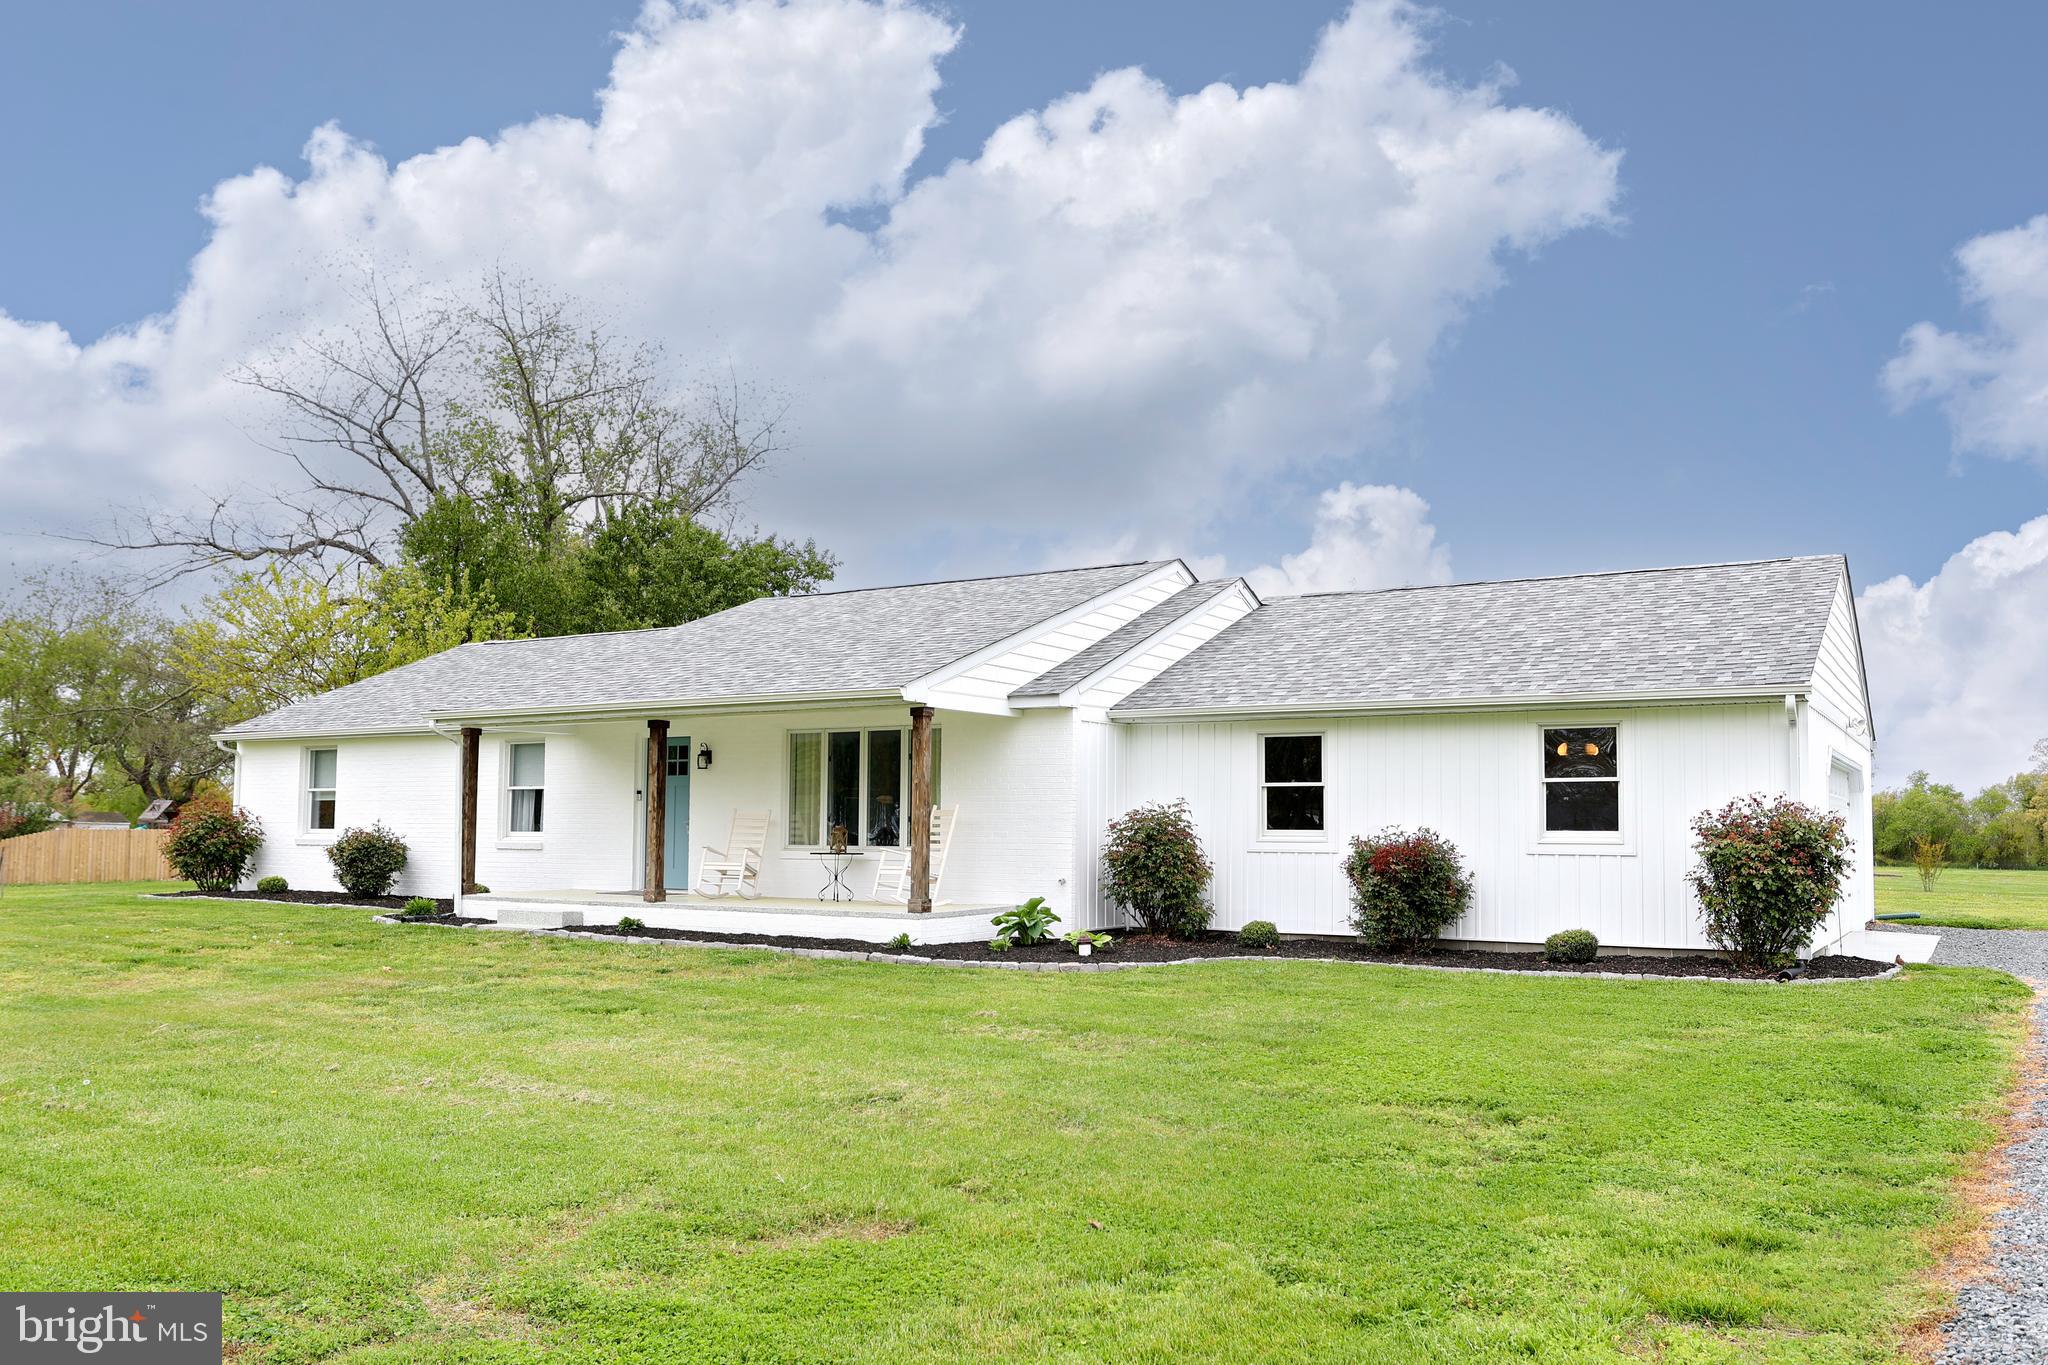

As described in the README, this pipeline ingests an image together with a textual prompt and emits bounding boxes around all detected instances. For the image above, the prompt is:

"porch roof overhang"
[422,687,907,730]
[214,689,911,744]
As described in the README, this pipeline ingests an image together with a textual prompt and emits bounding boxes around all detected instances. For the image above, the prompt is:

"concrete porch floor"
[462,888,1009,945]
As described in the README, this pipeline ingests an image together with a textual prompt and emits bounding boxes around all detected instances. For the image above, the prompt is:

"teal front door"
[664,736,691,888]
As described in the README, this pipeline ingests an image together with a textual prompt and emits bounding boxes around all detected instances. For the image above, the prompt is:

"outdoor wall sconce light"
[696,742,713,771]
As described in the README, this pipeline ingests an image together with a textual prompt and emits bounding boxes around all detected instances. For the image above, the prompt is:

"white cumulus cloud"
[0,0,1620,584]
[1857,513,2048,791]
[1244,482,1451,595]
[1885,214,2048,467]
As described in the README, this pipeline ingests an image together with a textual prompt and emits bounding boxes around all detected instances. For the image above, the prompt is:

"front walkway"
[1897,925,2048,1364]
[464,888,1009,945]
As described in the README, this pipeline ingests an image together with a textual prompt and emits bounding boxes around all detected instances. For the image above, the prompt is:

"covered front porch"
[435,697,1072,941]
[466,888,1010,945]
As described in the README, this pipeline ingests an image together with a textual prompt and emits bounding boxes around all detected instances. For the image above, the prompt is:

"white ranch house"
[220,555,1877,955]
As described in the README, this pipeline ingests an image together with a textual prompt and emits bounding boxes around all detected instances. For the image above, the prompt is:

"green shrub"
[255,875,290,895]
[325,823,410,899]
[986,937,1011,953]
[1689,795,1853,969]
[471,883,490,895]
[399,897,439,919]
[162,796,264,894]
[617,915,645,933]
[1344,827,1474,952]
[888,932,913,950]
[1102,799,1213,938]
[1061,929,1115,953]
[1543,929,1599,964]
[1238,920,1281,950]
[992,896,1060,947]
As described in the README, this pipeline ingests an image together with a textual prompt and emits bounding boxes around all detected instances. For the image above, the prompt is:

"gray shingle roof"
[221,561,1171,737]
[1011,580,1239,699]
[1116,556,1847,714]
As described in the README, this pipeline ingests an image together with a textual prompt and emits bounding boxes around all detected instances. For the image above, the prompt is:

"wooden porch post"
[458,726,481,895]
[644,718,669,903]
[907,706,934,914]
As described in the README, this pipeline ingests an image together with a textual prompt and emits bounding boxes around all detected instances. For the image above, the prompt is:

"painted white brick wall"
[237,735,460,897]
[236,706,1078,911]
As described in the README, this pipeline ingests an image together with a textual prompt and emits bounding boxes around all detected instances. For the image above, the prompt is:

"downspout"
[427,722,467,914]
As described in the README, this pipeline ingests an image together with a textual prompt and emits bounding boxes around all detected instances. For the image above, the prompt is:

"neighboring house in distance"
[217,555,1875,954]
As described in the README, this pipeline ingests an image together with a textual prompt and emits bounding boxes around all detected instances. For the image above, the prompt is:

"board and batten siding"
[918,566,1192,714]
[1106,701,1797,951]
[1799,577,1876,951]
[1809,575,1870,734]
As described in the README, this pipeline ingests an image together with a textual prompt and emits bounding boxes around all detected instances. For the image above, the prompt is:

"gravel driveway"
[1892,925,2048,1364]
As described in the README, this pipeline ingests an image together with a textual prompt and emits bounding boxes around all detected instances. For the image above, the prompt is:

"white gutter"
[429,688,904,727]
[1110,684,1813,723]
[213,690,908,744]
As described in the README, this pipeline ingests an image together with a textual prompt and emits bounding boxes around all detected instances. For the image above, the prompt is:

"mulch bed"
[165,888,456,915]
[545,921,1890,979]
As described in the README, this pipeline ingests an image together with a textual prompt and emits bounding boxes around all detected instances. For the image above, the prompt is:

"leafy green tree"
[1872,771,1975,864]
[0,576,144,801]
[573,504,833,632]
[0,576,235,810]
[401,493,833,637]
[174,563,524,723]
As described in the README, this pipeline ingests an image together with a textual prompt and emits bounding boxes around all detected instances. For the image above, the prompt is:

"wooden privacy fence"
[0,828,175,885]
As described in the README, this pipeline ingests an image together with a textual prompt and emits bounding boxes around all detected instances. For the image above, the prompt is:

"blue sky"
[3,1,2046,784]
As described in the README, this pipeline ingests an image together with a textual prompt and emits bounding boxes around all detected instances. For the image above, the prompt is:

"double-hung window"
[788,728,942,848]
[508,742,546,835]
[1260,734,1324,835]
[1541,726,1619,835]
[306,748,337,831]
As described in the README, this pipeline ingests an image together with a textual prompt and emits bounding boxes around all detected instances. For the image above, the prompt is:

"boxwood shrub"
[1344,827,1474,953]
[255,875,289,895]
[1543,929,1599,964]
[326,823,410,899]
[1237,920,1281,950]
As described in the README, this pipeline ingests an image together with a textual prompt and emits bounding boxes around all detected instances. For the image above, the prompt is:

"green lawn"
[1876,865,2048,930]
[0,884,2028,1363]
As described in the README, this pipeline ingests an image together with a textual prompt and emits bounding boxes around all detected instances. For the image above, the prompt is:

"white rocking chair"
[695,810,770,899]
[872,806,958,906]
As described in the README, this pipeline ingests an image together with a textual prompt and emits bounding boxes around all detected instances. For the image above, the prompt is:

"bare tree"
[90,270,787,584]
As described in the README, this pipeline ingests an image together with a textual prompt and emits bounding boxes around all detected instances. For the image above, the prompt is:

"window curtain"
[788,733,822,845]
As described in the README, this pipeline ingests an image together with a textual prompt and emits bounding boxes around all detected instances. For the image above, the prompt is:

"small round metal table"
[810,850,864,902]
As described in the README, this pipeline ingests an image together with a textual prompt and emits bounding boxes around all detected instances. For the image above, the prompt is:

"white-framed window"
[306,747,337,831]
[507,742,545,835]
[1259,733,1325,836]
[1541,725,1619,837]
[787,727,942,849]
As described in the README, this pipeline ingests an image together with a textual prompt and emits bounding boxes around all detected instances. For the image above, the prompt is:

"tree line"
[1871,743,2048,871]
[2,273,829,834]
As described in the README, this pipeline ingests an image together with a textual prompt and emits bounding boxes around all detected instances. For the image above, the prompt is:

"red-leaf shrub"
[163,796,264,893]
[1102,799,1213,938]
[1688,795,1853,968]
[1344,827,1474,951]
